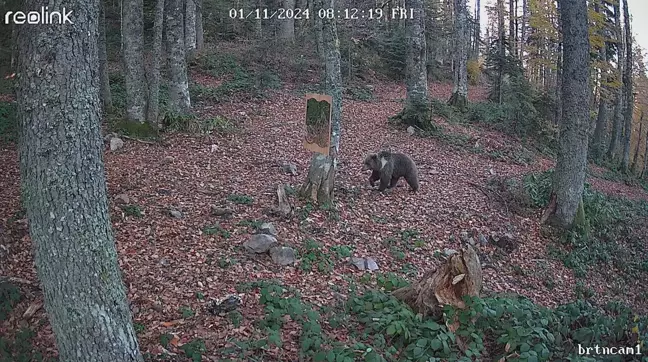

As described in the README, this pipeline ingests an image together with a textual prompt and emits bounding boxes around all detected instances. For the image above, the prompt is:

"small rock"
[114,193,130,204]
[206,295,242,316]
[467,237,476,246]
[444,248,458,257]
[210,144,218,152]
[162,156,174,164]
[478,233,488,245]
[211,205,233,217]
[459,231,469,242]
[169,209,183,219]
[244,234,277,253]
[259,222,278,236]
[158,258,170,267]
[406,126,415,136]
[269,246,296,266]
[351,257,379,271]
[110,137,124,151]
[281,163,298,175]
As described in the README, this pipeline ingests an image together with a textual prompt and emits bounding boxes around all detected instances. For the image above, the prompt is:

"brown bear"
[362,150,419,192]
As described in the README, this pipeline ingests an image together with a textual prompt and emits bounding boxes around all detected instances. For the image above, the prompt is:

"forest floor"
[1,70,648,360]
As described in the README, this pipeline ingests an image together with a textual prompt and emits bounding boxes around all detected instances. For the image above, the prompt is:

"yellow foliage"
[467,59,481,85]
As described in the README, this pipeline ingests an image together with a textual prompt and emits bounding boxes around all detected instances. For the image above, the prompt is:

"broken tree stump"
[392,245,482,318]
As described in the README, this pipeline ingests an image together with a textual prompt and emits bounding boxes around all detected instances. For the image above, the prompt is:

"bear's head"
[362,153,381,171]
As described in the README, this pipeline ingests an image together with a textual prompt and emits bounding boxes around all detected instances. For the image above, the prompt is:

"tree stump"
[299,153,336,204]
[392,245,482,318]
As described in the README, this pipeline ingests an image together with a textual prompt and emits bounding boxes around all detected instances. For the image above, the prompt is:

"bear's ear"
[370,153,378,159]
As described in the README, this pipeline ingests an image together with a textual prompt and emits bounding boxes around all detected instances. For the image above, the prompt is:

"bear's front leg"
[378,175,390,192]
[369,170,380,187]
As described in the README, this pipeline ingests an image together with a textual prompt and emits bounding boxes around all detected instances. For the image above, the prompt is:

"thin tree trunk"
[123,0,147,122]
[607,3,624,161]
[99,0,113,113]
[280,0,296,42]
[641,112,648,178]
[165,0,191,113]
[185,0,197,59]
[621,0,634,171]
[448,0,468,108]
[631,120,642,173]
[545,0,591,229]
[255,0,263,39]
[521,0,527,62]
[554,0,562,125]
[147,0,165,126]
[592,100,608,161]
[299,0,342,205]
[472,0,480,59]
[497,0,505,104]
[16,1,144,360]
[195,0,204,51]
[509,0,516,58]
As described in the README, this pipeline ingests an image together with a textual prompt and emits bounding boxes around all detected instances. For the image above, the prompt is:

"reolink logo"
[4,7,73,25]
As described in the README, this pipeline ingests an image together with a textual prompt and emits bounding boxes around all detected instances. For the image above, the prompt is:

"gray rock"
[459,231,469,242]
[269,246,296,265]
[281,163,298,175]
[259,222,278,236]
[407,126,415,136]
[351,257,379,271]
[244,234,277,253]
[478,233,488,245]
[211,205,233,217]
[114,193,130,204]
[110,137,124,151]
[467,237,476,246]
[169,209,183,218]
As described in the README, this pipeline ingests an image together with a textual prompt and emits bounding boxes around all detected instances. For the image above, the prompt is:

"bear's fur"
[362,150,419,192]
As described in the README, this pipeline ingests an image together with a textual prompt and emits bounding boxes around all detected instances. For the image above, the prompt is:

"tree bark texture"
[185,0,197,58]
[300,0,342,205]
[591,23,609,161]
[195,0,204,51]
[620,0,634,171]
[123,0,147,122]
[642,112,648,178]
[497,0,505,104]
[15,1,144,361]
[607,3,624,161]
[165,0,191,113]
[547,0,591,229]
[147,0,165,125]
[99,0,112,113]
[280,0,296,41]
[448,0,468,108]
[472,0,480,59]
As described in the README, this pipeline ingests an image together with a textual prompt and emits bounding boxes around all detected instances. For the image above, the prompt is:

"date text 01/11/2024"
[228,7,417,21]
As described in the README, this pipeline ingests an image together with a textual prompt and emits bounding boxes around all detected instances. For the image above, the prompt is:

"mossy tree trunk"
[448,0,469,109]
[394,0,430,129]
[300,0,342,205]
[146,0,165,126]
[16,0,144,360]
[544,0,590,229]
[165,0,192,114]
[123,0,147,122]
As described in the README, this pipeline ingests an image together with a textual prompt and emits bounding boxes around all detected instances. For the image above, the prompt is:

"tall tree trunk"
[165,0,191,114]
[315,7,325,62]
[255,0,263,39]
[397,0,430,128]
[448,0,468,108]
[123,0,147,122]
[195,0,204,51]
[16,1,144,361]
[497,0,505,104]
[280,0,296,42]
[631,120,642,173]
[641,112,648,178]
[591,99,608,161]
[607,3,624,161]
[520,0,528,62]
[472,0,480,59]
[147,0,165,126]
[99,0,113,113]
[185,0,197,59]
[620,0,634,172]
[299,0,342,204]
[554,0,562,125]
[509,0,516,58]
[544,0,591,229]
